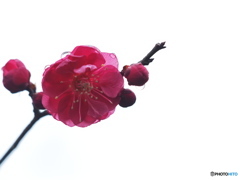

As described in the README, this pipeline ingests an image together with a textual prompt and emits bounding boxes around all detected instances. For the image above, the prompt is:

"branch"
[0,85,50,167]
[0,110,49,166]
[138,42,166,65]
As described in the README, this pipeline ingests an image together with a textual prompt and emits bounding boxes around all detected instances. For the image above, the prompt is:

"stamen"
[54,88,72,99]
[59,79,72,84]
[92,89,113,104]
[78,96,82,123]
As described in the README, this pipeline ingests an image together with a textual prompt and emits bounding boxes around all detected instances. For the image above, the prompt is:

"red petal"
[93,65,123,98]
[71,46,105,67]
[71,46,101,57]
[2,59,25,75]
[101,52,119,68]
[69,95,89,125]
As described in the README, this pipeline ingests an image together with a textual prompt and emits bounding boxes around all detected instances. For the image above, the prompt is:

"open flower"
[2,59,31,93]
[42,46,124,127]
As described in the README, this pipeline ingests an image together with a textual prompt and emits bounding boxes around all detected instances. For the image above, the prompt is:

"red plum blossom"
[42,46,124,127]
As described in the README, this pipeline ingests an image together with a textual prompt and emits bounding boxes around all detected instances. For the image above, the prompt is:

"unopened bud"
[122,63,149,86]
[32,92,45,109]
[119,89,136,107]
[2,59,31,93]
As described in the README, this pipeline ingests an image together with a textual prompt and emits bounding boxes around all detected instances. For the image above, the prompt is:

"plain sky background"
[0,0,239,179]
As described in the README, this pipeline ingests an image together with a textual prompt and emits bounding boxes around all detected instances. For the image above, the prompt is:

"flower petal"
[71,46,105,67]
[93,65,123,98]
[101,52,119,68]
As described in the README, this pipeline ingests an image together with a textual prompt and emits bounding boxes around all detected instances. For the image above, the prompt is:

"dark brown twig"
[0,110,49,166]
[0,86,49,167]
[138,42,166,65]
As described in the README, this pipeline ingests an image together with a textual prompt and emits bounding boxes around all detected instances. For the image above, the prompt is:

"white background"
[0,0,239,179]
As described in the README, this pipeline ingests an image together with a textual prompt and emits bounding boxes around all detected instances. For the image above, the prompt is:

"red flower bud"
[119,89,136,107]
[32,92,45,109]
[2,59,31,93]
[122,63,149,86]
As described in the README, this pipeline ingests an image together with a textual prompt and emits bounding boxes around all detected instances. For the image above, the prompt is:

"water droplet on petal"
[44,65,50,69]
[110,53,116,59]
[61,51,71,58]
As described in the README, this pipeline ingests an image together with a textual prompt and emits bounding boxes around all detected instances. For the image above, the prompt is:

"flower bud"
[122,63,149,86]
[119,89,136,107]
[2,59,31,93]
[32,92,45,109]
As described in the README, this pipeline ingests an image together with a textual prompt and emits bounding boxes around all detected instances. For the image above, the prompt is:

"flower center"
[74,78,93,92]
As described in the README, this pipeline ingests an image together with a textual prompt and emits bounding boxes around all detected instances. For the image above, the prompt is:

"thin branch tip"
[139,41,166,65]
[157,42,166,48]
